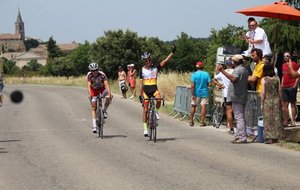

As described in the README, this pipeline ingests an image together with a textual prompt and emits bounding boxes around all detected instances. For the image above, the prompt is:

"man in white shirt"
[245,20,272,57]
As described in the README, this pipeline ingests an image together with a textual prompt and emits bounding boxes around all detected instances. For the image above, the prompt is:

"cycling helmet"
[88,62,98,71]
[141,52,151,60]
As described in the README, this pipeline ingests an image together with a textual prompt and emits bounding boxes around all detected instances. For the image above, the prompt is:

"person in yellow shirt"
[248,48,264,94]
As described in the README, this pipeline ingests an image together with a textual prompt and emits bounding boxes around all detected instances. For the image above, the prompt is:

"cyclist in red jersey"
[139,45,176,137]
[86,62,112,133]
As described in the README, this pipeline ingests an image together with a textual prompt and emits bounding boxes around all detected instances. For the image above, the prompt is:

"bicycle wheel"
[148,110,156,141]
[99,109,104,139]
[212,103,224,128]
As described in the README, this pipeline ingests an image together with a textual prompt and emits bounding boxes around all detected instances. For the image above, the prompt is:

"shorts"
[90,87,106,97]
[90,88,108,106]
[282,87,297,103]
[128,79,136,88]
[191,97,208,106]
[224,97,232,106]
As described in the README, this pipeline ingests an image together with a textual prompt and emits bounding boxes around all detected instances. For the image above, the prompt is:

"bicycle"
[95,94,112,139]
[211,101,225,128]
[141,95,165,142]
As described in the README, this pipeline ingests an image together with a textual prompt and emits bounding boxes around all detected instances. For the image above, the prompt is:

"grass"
[4,74,300,152]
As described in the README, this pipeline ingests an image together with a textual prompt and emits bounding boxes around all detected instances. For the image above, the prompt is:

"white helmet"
[141,52,151,60]
[88,62,98,71]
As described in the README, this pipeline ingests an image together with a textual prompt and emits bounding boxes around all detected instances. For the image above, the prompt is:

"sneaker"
[92,127,97,133]
[200,122,206,127]
[129,95,134,99]
[156,112,160,120]
[103,112,108,119]
[189,121,194,127]
[144,130,148,137]
[229,128,235,134]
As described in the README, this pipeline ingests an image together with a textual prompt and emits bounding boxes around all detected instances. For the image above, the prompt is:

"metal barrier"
[170,86,212,121]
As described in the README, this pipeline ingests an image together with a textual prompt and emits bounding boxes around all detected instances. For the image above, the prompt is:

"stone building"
[0,9,26,53]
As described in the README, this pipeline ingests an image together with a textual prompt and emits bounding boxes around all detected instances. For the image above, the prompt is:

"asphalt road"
[0,85,300,190]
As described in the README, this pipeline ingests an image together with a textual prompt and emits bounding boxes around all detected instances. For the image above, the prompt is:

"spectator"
[212,59,235,134]
[241,17,257,56]
[281,52,299,127]
[217,54,249,144]
[261,62,282,144]
[0,72,4,107]
[128,64,137,99]
[189,62,211,127]
[248,48,265,94]
[245,20,272,57]
[118,65,127,99]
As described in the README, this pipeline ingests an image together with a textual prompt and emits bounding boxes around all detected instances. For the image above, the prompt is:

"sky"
[0,0,276,44]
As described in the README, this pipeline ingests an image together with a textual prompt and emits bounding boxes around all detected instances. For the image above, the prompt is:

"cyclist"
[86,62,112,133]
[139,45,176,137]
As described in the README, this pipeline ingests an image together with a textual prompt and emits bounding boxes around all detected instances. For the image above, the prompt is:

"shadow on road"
[100,135,127,139]
[155,138,178,142]
[0,140,22,143]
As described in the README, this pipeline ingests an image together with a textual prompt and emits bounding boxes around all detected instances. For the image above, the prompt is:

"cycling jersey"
[139,64,162,98]
[86,71,107,96]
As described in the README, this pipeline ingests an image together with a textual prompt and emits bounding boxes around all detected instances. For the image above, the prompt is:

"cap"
[196,61,204,67]
[130,64,134,67]
[231,54,243,62]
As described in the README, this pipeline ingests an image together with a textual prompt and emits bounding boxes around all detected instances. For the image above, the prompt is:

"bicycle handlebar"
[140,96,165,106]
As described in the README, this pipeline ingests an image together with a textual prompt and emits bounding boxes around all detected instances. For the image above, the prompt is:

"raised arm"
[159,45,176,67]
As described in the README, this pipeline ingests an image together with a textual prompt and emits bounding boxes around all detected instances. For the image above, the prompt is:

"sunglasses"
[144,59,151,63]
[284,55,290,58]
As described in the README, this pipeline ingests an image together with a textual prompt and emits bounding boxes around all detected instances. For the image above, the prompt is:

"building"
[0,9,26,53]
[0,10,78,68]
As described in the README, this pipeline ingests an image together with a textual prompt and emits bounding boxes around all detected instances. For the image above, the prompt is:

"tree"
[25,59,42,72]
[46,36,62,60]
[51,57,76,79]
[165,32,209,72]
[24,38,39,51]
[91,29,145,78]
[3,59,19,74]
[67,41,92,76]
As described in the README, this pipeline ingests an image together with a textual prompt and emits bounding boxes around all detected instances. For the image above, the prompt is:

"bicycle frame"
[142,96,165,142]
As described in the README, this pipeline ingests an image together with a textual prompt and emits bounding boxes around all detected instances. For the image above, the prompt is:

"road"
[0,85,300,190]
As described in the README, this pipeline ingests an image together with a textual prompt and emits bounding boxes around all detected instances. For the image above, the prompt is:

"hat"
[196,62,204,67]
[231,54,243,62]
[130,64,134,67]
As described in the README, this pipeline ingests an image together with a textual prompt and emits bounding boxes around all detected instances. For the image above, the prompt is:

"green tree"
[24,38,39,51]
[91,29,145,78]
[25,59,42,72]
[46,36,62,60]
[3,59,19,74]
[51,57,76,79]
[67,41,92,76]
[165,32,209,72]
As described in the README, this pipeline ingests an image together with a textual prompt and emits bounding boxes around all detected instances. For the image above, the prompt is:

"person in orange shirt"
[128,64,137,99]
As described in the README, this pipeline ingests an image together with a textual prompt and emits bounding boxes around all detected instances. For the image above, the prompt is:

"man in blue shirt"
[189,62,211,126]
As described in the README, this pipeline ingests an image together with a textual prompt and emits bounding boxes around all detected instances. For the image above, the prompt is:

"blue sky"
[0,0,276,44]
